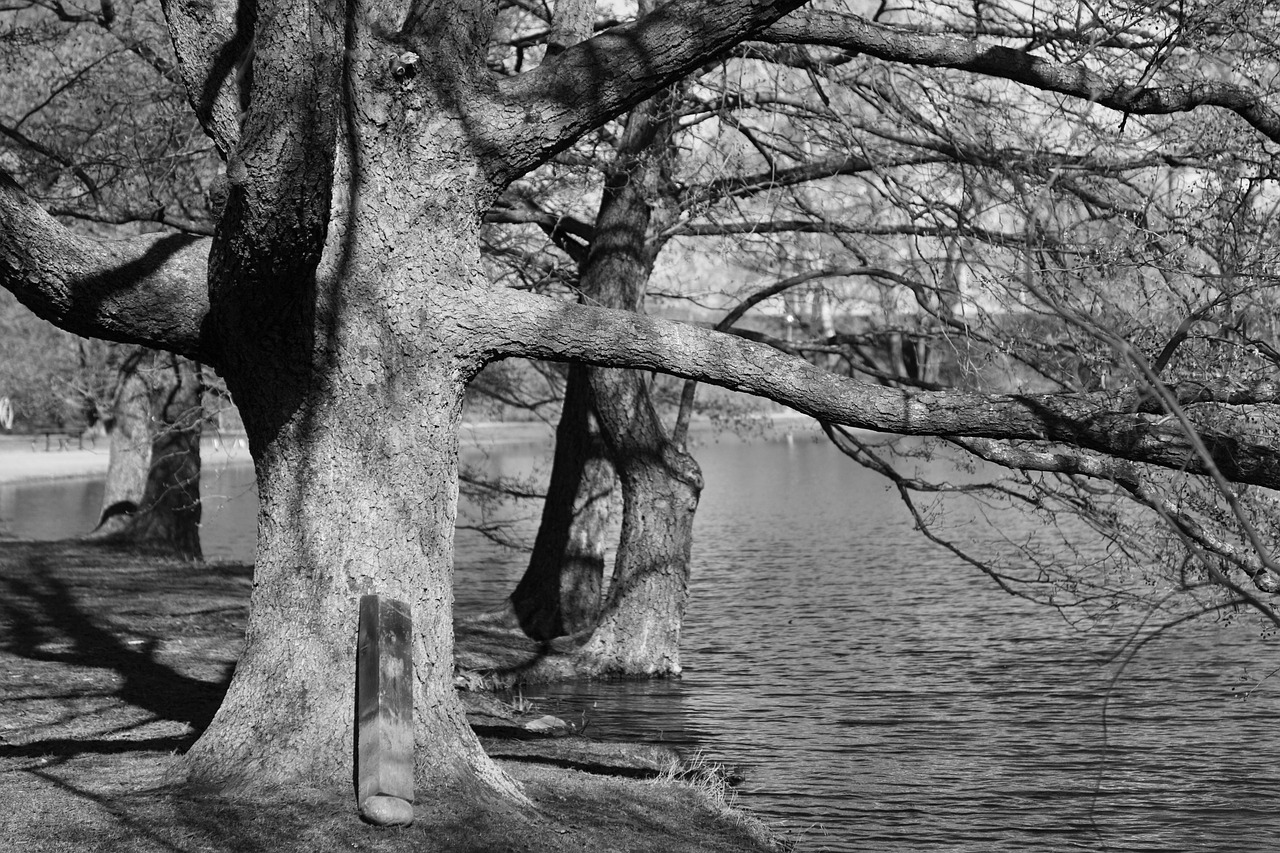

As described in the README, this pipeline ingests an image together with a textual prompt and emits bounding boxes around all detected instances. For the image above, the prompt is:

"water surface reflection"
[2,437,1278,851]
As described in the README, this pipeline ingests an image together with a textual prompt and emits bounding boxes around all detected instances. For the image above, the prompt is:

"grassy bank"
[0,540,785,852]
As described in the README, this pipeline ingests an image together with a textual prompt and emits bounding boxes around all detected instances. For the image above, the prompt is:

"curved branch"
[666,219,1027,245]
[482,288,1280,490]
[0,170,212,360]
[47,205,217,237]
[762,11,1280,144]
[483,0,811,182]
[160,0,253,157]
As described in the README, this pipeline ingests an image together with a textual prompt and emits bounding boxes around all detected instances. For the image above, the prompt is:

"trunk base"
[455,614,682,684]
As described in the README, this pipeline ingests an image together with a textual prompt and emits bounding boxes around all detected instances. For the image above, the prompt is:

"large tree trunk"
[508,364,615,639]
[502,87,703,674]
[0,0,818,801]
[175,112,522,800]
[86,348,205,560]
[181,361,504,794]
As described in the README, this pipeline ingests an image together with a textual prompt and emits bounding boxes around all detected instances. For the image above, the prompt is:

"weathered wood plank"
[356,594,414,826]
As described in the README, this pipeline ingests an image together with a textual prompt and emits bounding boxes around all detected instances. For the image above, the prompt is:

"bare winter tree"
[3,0,1279,813]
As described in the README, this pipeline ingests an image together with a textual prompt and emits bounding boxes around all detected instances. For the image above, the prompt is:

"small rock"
[523,715,573,736]
[360,795,414,827]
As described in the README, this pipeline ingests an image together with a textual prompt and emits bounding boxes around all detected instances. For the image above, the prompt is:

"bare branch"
[47,205,216,237]
[0,170,211,359]
[666,218,1027,246]
[485,197,594,263]
[0,119,102,204]
[954,436,1280,597]
[483,0,811,182]
[762,11,1280,144]
[482,287,1280,491]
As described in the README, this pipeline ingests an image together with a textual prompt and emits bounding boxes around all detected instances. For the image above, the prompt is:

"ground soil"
[0,540,784,853]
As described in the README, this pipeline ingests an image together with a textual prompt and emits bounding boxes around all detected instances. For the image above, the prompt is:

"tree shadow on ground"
[0,541,240,760]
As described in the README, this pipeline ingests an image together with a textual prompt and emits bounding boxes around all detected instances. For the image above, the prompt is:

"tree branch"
[0,170,212,360]
[485,197,594,263]
[482,0,812,182]
[47,205,217,237]
[481,287,1280,490]
[761,11,1280,144]
[665,218,1027,246]
[952,436,1280,595]
[677,152,938,208]
[0,119,102,204]
[160,0,253,157]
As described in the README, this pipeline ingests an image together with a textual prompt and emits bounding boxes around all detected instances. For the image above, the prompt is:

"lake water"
[3,436,1279,851]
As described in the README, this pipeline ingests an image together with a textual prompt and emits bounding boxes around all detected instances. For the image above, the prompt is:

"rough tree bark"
[0,0,814,791]
[571,90,703,677]
[157,0,809,796]
[505,63,702,675]
[502,0,700,670]
[577,369,701,676]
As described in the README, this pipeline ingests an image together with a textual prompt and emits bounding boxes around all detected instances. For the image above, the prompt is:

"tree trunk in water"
[570,97,704,676]
[86,349,204,560]
[509,363,615,640]
[577,368,702,676]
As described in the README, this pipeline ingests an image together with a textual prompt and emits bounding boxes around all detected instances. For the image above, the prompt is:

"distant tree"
[1,0,216,557]
[84,347,204,560]
[0,290,105,431]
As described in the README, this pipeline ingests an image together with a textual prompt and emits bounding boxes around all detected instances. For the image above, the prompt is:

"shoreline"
[0,421,558,486]
[0,413,822,486]
[0,539,785,853]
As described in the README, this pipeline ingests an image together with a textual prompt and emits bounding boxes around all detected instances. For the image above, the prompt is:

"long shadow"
[3,735,196,759]
[0,546,235,760]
